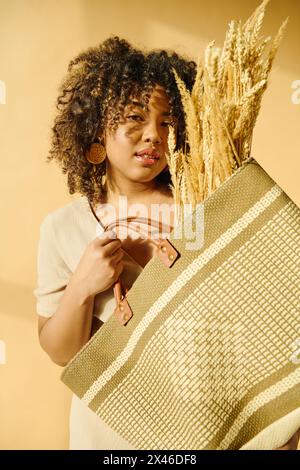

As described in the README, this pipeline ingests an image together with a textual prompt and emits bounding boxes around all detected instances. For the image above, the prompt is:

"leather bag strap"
[102,216,179,326]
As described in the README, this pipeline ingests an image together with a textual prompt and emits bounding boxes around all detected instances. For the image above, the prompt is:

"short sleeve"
[33,213,72,317]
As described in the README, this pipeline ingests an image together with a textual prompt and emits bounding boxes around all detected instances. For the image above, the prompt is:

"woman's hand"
[275,429,300,450]
[71,231,124,298]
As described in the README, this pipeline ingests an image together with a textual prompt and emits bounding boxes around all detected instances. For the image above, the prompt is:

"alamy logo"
[291,80,300,105]
[0,340,6,364]
[0,80,6,104]
[95,197,205,251]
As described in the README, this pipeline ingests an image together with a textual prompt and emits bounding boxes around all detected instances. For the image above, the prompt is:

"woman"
[34,36,196,449]
[34,36,299,450]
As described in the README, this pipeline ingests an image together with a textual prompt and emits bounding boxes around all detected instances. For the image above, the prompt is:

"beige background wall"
[0,0,299,449]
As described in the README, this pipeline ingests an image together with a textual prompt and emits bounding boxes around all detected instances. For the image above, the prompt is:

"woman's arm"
[38,276,95,366]
[38,233,124,366]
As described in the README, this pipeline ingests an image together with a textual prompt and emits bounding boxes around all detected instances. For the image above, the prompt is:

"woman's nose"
[142,120,163,144]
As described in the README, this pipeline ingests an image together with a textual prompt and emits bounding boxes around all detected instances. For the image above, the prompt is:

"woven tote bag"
[61,157,300,449]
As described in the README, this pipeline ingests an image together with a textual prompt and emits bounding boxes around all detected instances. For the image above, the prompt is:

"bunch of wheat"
[167,0,288,224]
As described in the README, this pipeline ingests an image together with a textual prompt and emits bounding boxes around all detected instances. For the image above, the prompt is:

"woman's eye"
[127,115,143,121]
[125,115,175,127]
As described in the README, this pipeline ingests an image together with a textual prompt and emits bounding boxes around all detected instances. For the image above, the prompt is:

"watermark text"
[291,80,300,105]
[95,196,204,251]
[290,338,300,365]
[0,340,6,364]
[0,80,6,104]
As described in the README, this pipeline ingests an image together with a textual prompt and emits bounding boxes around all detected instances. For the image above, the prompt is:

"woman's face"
[103,85,177,188]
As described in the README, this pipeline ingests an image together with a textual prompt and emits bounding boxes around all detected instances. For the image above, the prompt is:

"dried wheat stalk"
[167,0,288,224]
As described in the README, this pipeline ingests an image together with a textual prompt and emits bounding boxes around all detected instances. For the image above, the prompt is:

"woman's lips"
[134,154,159,165]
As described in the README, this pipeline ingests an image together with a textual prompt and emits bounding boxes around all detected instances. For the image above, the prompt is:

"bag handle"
[102,216,179,326]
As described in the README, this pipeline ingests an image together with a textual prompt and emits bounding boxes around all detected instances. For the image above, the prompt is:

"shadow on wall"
[0,279,71,450]
[81,0,300,75]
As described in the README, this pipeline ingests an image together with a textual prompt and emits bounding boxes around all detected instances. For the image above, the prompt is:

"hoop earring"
[86,137,106,164]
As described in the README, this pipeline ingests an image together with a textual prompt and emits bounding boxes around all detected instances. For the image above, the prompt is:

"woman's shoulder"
[41,196,90,226]
[38,197,97,267]
[40,196,96,243]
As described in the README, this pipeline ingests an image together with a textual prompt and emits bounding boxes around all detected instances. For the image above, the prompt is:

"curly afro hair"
[48,36,197,206]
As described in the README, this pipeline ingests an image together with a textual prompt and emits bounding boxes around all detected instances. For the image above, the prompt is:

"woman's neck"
[95,180,174,228]
[102,178,172,207]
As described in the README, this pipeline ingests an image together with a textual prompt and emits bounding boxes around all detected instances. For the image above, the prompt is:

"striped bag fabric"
[61,158,300,449]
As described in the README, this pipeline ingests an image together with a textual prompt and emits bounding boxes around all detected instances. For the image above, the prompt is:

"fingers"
[110,258,124,284]
[111,248,124,263]
[96,230,119,245]
[94,232,122,254]
[93,232,124,279]
[103,239,123,256]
